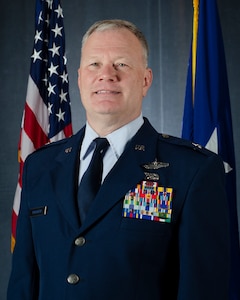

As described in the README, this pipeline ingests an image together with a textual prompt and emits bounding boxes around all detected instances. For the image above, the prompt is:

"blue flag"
[182,0,240,298]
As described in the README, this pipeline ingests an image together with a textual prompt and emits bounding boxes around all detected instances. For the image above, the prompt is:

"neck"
[86,113,141,137]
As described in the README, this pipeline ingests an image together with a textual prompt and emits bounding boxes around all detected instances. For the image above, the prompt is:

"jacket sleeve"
[177,154,230,300]
[7,159,39,300]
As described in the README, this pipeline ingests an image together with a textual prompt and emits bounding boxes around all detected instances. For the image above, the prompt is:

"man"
[8,19,230,299]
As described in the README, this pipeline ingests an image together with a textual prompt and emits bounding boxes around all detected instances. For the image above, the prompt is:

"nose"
[98,64,118,82]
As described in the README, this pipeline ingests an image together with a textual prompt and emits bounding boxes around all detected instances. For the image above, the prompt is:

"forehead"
[82,28,144,56]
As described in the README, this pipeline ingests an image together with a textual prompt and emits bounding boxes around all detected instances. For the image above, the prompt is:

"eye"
[114,62,129,70]
[89,62,100,67]
[116,63,127,67]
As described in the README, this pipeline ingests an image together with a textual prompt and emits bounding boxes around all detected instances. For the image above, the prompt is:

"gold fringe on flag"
[192,0,199,103]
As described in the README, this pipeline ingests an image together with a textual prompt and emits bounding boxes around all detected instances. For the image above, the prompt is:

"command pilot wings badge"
[142,159,169,170]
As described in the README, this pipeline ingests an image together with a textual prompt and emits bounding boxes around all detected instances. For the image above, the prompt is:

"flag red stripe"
[63,123,73,137]
[11,210,18,240]
[23,103,49,149]
[18,158,24,188]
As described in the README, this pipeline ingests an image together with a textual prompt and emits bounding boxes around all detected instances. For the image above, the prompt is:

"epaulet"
[158,133,214,156]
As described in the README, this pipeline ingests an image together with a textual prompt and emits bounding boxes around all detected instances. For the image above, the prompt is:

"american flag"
[11,0,73,252]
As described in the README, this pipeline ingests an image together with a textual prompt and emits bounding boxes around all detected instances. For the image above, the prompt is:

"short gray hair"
[81,19,149,66]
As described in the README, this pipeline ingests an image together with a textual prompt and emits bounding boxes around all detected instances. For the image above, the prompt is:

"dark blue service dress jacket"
[7,118,230,300]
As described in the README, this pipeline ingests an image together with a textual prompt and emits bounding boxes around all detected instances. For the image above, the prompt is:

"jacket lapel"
[48,119,161,233]
[79,119,160,233]
[49,128,85,230]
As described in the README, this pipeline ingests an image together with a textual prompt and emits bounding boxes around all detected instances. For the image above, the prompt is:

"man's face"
[78,28,152,128]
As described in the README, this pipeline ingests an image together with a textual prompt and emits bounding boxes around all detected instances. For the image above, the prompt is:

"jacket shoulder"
[26,127,85,161]
[25,128,84,167]
[158,133,217,158]
[29,136,70,158]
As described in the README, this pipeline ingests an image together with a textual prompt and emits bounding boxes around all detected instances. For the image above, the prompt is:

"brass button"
[75,237,86,246]
[67,274,80,284]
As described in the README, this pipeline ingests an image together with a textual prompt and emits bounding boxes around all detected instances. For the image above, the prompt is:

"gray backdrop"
[1,0,239,298]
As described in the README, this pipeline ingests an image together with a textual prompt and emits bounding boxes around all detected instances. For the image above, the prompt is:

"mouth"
[95,90,120,95]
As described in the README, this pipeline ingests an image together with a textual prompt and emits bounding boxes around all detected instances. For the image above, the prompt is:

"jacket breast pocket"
[120,217,172,236]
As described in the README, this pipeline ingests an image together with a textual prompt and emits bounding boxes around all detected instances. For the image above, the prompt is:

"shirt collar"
[80,114,144,160]
[106,114,144,159]
[80,124,98,160]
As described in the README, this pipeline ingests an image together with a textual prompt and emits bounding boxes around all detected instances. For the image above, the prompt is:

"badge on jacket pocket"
[122,181,173,223]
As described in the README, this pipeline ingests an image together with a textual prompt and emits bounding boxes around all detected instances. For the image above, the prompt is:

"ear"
[143,68,153,97]
[77,68,81,89]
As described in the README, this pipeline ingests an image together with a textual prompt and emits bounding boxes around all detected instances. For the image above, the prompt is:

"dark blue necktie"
[78,137,109,223]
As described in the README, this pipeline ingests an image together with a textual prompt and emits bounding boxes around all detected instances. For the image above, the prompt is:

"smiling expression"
[78,28,152,130]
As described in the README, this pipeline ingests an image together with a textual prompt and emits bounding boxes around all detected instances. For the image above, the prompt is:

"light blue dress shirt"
[79,114,144,184]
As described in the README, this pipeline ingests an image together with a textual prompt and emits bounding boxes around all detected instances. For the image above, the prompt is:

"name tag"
[30,206,48,217]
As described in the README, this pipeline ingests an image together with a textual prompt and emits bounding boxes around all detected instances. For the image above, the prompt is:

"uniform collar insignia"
[135,144,145,151]
[65,147,72,153]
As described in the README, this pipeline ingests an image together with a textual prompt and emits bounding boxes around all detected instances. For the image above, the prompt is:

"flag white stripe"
[13,183,21,215]
[26,76,49,136]
[20,129,36,162]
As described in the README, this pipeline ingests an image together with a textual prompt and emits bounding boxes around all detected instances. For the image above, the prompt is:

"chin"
[94,103,120,114]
